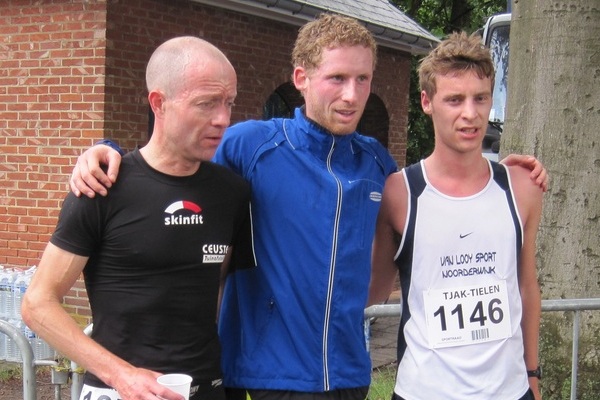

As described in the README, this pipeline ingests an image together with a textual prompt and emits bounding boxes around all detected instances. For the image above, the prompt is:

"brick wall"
[0,0,109,322]
[374,46,410,166]
[0,0,410,323]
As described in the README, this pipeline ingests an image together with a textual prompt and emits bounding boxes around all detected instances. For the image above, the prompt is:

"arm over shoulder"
[368,171,408,306]
[509,165,543,399]
[213,119,283,177]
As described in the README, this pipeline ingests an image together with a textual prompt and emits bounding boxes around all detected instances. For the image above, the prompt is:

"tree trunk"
[501,0,600,299]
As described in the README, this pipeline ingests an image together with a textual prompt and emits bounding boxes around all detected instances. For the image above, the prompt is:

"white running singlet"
[394,160,530,399]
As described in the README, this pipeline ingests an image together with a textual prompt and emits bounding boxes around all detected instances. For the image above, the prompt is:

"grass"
[0,361,22,382]
[368,364,397,400]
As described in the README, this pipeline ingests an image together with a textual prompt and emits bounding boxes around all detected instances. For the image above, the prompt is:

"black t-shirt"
[51,149,253,387]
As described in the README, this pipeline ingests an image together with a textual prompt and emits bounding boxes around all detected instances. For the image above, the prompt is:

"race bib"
[423,280,512,348]
[79,383,201,400]
[79,385,121,400]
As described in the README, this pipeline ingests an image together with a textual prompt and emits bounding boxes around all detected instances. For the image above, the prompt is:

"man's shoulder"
[202,161,250,190]
[215,118,288,173]
[220,118,286,154]
[353,132,386,150]
[505,163,543,200]
[226,118,283,139]
[352,133,398,173]
[203,160,246,178]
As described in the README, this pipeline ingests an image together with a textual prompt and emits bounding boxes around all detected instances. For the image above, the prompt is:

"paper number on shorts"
[81,390,121,400]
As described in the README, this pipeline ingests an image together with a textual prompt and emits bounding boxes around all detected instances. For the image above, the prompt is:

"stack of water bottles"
[0,265,54,362]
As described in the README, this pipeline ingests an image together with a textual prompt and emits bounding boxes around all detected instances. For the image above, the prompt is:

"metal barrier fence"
[364,298,600,400]
[2,298,600,400]
[0,320,90,400]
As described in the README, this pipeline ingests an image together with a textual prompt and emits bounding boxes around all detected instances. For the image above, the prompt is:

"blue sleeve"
[213,119,280,180]
[355,136,399,177]
[96,139,126,156]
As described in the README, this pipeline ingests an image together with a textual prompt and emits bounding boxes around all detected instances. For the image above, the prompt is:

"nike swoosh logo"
[459,232,473,238]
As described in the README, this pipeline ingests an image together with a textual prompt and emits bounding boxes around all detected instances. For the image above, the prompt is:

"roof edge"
[192,0,438,54]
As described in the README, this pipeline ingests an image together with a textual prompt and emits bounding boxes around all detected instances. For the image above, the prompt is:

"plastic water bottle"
[24,319,54,360]
[5,319,22,362]
[0,328,6,360]
[0,267,15,319]
[31,335,54,360]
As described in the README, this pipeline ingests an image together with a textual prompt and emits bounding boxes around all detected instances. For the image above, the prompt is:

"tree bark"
[501,0,600,298]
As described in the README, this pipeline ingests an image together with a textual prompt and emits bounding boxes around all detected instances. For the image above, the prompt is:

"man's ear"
[148,91,165,116]
[293,66,308,92]
[421,90,433,115]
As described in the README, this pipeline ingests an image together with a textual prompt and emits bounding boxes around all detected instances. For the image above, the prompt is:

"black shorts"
[225,387,369,400]
[190,381,226,400]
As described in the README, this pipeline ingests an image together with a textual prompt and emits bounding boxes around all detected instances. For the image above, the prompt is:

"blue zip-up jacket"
[216,108,398,392]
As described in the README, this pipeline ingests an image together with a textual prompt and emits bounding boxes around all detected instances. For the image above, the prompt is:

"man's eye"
[199,101,217,109]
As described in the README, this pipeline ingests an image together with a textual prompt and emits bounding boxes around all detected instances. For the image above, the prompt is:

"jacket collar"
[284,107,357,157]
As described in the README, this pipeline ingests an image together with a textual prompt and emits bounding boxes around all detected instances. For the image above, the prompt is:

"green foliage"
[0,362,22,382]
[406,57,434,165]
[368,364,397,400]
[390,0,506,162]
[538,313,600,400]
[392,0,506,34]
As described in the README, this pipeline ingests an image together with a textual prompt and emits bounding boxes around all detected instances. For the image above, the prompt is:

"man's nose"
[461,99,479,120]
[341,81,359,103]
[213,104,232,127]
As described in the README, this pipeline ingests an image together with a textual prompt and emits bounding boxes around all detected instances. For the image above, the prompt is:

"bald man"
[21,37,253,400]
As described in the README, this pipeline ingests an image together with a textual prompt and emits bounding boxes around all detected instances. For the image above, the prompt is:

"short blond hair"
[292,13,377,72]
[418,31,495,98]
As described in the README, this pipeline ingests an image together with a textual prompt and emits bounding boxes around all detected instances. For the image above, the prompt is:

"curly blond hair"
[292,13,377,72]
[418,31,495,97]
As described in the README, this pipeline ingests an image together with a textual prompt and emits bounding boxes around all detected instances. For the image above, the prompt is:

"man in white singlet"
[368,32,543,400]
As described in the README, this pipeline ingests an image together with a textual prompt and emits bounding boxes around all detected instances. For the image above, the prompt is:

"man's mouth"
[459,127,479,136]
[336,109,357,120]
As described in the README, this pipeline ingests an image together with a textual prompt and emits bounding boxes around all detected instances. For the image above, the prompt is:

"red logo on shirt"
[164,201,203,225]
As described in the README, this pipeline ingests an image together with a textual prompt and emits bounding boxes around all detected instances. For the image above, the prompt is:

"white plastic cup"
[157,373,192,400]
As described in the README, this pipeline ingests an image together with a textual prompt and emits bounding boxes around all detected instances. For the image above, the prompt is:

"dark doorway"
[263,82,389,147]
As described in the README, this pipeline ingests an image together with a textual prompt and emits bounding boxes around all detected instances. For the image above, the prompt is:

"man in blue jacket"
[215,14,397,399]
[69,14,547,400]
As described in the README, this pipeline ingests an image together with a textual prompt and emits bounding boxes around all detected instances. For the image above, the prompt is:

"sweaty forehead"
[187,60,236,87]
[437,70,491,86]
[314,46,374,72]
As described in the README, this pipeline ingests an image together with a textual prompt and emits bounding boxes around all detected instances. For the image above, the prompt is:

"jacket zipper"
[322,137,343,391]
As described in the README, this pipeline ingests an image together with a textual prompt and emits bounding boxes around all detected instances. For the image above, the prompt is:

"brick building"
[0,0,437,323]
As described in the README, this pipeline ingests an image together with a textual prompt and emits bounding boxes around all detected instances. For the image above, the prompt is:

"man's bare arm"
[510,165,544,400]
[368,172,406,307]
[22,244,184,400]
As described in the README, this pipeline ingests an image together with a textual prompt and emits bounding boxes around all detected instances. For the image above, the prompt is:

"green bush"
[539,313,600,400]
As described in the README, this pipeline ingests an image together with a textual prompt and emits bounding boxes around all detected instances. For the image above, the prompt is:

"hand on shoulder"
[508,164,544,223]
